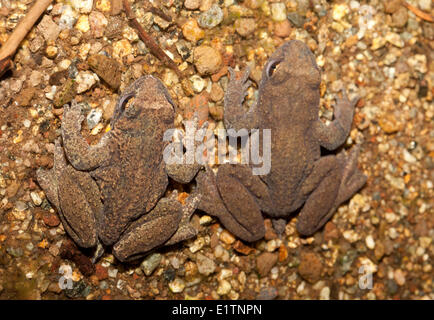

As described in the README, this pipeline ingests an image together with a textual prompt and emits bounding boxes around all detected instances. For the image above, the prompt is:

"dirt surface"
[0,0,433,300]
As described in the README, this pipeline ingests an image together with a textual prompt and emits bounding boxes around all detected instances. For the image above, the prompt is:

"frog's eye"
[266,60,281,78]
[119,92,135,113]
[111,92,135,124]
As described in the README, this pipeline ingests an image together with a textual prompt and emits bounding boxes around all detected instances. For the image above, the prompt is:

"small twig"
[141,1,172,22]
[403,1,433,22]
[122,0,182,78]
[0,56,12,78]
[149,7,172,22]
[0,0,53,77]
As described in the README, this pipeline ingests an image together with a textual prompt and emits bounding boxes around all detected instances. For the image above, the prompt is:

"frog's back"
[92,126,169,244]
[258,93,321,215]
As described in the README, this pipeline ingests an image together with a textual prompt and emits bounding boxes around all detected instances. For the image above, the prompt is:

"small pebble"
[257,287,278,300]
[189,237,205,253]
[198,4,223,29]
[385,32,404,48]
[384,0,402,13]
[112,39,133,58]
[42,211,60,227]
[59,5,78,30]
[394,269,406,286]
[256,252,278,277]
[30,192,42,206]
[216,280,231,296]
[75,15,90,33]
[194,45,222,75]
[89,11,108,38]
[365,235,376,250]
[140,253,162,276]
[184,0,201,10]
[108,268,118,278]
[196,253,216,276]
[319,286,330,300]
[210,83,224,102]
[95,0,111,12]
[45,46,58,59]
[270,3,287,22]
[287,12,305,28]
[168,277,185,293]
[298,251,323,284]
[88,54,122,89]
[182,19,205,42]
[274,20,292,38]
[418,0,431,11]
[332,3,349,21]
[219,230,235,244]
[71,0,93,13]
[86,108,102,130]
[76,71,99,93]
[37,15,61,41]
[235,18,256,37]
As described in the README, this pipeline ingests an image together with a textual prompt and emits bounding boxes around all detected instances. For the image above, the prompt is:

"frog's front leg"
[197,164,269,242]
[296,147,366,236]
[313,90,358,150]
[62,101,111,170]
[165,114,209,183]
[224,67,259,131]
[112,195,183,262]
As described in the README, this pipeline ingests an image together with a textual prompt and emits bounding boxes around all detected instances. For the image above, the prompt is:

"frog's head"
[111,75,176,130]
[259,40,321,95]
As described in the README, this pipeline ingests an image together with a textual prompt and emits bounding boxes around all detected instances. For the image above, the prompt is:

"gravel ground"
[0,0,432,300]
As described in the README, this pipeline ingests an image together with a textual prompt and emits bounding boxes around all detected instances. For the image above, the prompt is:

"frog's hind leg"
[296,155,341,236]
[296,147,366,236]
[37,139,102,249]
[112,195,183,262]
[57,166,102,249]
[165,191,201,246]
[334,146,367,206]
[36,139,67,211]
[197,165,267,242]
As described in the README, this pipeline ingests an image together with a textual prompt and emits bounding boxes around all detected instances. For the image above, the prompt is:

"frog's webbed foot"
[225,67,251,112]
[165,191,201,246]
[335,145,367,205]
[335,89,359,119]
[166,113,210,183]
[62,100,85,134]
[224,67,258,130]
[226,67,252,103]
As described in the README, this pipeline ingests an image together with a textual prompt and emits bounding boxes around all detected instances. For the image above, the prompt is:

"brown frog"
[196,40,367,241]
[37,76,204,262]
